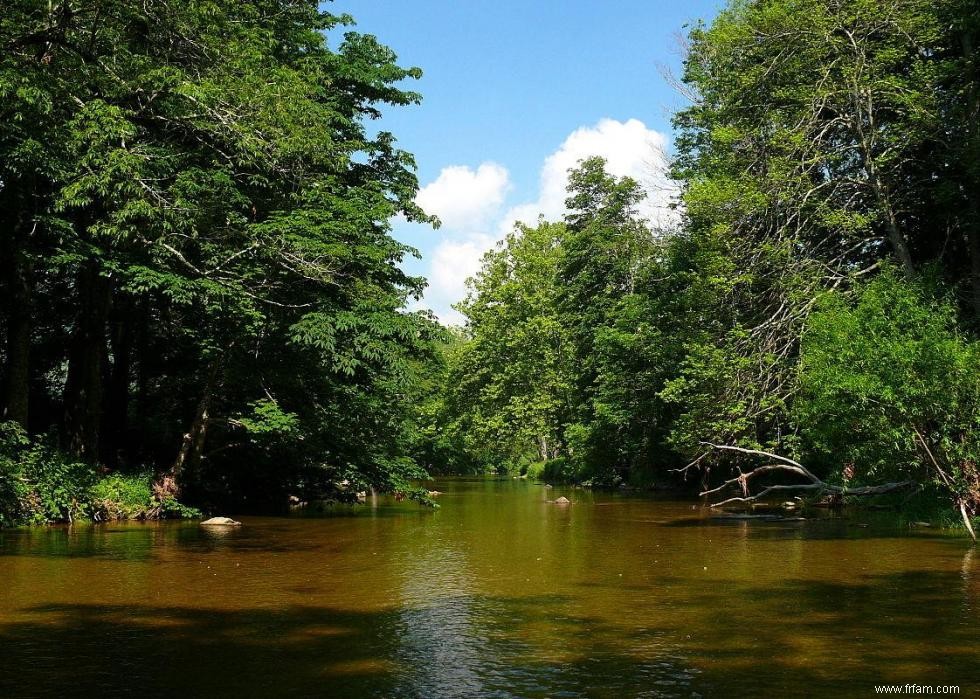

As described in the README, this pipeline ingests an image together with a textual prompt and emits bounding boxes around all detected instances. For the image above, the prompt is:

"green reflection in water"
[0,477,977,698]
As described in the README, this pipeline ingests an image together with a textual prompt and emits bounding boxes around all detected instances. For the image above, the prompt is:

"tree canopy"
[432,0,980,530]
[1,0,442,518]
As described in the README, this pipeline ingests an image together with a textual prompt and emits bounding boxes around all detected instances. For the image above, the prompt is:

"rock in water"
[201,516,242,526]
[553,496,571,505]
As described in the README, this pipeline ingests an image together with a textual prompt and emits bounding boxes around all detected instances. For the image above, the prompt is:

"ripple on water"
[0,477,977,698]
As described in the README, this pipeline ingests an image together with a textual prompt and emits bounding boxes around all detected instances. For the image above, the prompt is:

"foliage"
[0,421,95,525]
[442,160,684,484]
[557,158,676,481]
[797,269,980,513]
[0,0,443,514]
[662,0,980,462]
[443,220,570,473]
[0,421,199,526]
[90,471,201,521]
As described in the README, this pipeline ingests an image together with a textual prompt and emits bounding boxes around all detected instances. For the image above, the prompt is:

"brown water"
[0,477,977,698]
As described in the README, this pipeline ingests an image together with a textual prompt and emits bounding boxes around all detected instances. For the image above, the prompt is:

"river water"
[0,477,977,698]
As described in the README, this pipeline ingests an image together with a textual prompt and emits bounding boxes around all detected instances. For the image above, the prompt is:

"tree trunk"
[538,435,549,462]
[967,210,980,322]
[159,361,220,498]
[961,29,980,320]
[1,239,32,429]
[100,294,134,467]
[695,443,913,508]
[63,263,111,460]
[847,75,916,278]
[133,300,152,439]
[880,191,916,278]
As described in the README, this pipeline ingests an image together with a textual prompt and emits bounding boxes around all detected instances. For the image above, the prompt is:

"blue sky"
[330,1,723,323]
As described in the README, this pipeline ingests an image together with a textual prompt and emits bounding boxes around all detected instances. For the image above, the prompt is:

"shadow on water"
[0,566,977,698]
[0,595,700,699]
[0,602,404,699]
[673,567,980,697]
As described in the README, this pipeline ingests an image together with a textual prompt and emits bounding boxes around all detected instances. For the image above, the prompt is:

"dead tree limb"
[913,428,977,542]
[698,442,913,508]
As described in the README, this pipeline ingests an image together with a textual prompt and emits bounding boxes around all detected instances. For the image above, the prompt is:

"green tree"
[447,220,571,472]
[0,0,441,513]
[558,158,673,481]
[797,269,979,532]
[665,0,969,458]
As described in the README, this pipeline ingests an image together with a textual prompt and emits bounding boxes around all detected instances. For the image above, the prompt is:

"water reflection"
[0,477,977,697]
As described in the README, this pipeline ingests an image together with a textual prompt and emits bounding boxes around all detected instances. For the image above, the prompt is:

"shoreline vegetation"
[0,422,199,527]
[1,1,979,537]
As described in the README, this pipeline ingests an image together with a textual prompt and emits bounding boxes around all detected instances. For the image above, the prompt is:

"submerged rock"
[553,496,571,505]
[201,516,242,526]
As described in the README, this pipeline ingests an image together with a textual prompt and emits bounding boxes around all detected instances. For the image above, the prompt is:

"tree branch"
[698,442,912,508]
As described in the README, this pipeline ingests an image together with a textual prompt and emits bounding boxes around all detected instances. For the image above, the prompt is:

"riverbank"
[521,465,979,538]
[0,424,198,527]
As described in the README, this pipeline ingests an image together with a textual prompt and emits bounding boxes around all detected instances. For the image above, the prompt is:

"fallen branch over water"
[697,443,913,509]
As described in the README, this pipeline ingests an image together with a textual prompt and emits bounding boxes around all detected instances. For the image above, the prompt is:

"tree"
[796,269,979,536]
[446,220,570,471]
[0,0,441,510]
[664,0,980,531]
[665,0,967,457]
[443,158,684,484]
[558,158,674,481]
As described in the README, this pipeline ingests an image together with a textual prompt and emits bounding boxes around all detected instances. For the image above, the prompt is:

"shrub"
[796,268,980,522]
[0,422,96,525]
[0,421,200,526]
[89,472,156,520]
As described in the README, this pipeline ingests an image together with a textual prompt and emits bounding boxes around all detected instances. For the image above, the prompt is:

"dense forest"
[1,0,978,534]
[0,0,444,523]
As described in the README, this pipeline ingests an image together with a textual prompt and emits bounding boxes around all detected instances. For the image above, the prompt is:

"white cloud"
[423,233,495,325]
[415,162,510,231]
[414,119,676,325]
[500,117,676,232]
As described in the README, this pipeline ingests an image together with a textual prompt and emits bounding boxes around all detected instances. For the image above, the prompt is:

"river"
[0,477,977,697]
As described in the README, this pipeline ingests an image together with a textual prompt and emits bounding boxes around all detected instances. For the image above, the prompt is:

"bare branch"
[697,442,912,508]
[699,442,819,481]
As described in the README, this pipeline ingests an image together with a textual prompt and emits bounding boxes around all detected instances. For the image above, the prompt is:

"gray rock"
[553,496,571,505]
